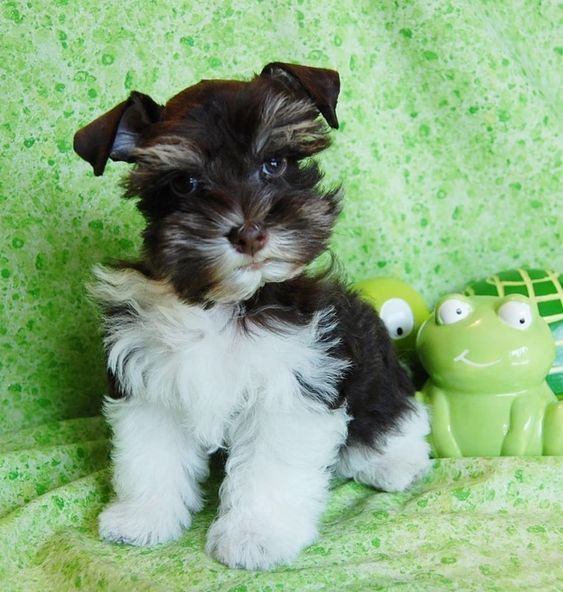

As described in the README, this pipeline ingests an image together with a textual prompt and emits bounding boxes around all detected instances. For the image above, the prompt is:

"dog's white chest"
[95,267,347,450]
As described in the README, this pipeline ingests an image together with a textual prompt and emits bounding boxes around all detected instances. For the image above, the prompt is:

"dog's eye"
[170,175,199,195]
[260,157,287,178]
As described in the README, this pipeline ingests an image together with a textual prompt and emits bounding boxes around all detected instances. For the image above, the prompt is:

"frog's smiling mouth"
[454,349,500,368]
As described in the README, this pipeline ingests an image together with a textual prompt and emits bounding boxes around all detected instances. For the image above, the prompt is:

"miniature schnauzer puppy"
[74,62,430,570]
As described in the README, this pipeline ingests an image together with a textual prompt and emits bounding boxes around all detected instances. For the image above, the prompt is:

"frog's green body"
[420,383,561,457]
[417,294,563,457]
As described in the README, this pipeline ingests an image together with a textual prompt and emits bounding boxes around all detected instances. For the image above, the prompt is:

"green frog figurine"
[416,293,563,457]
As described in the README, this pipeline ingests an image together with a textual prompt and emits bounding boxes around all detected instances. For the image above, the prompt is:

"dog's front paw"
[206,513,316,570]
[99,500,191,546]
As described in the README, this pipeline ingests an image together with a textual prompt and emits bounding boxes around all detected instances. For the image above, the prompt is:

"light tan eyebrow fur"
[254,93,329,156]
[132,138,205,171]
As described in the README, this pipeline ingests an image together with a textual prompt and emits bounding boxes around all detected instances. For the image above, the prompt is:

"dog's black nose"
[228,223,267,256]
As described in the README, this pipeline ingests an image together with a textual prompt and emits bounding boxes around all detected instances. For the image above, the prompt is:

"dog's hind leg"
[99,398,209,546]
[335,400,431,492]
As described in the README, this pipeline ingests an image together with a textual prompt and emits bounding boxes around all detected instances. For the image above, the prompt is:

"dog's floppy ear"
[73,91,163,176]
[260,62,340,129]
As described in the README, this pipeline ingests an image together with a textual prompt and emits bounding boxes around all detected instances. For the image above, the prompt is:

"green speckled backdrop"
[1,0,561,432]
[1,3,563,590]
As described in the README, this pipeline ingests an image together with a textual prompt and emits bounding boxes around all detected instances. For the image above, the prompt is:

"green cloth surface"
[1,1,562,590]
[1,418,562,591]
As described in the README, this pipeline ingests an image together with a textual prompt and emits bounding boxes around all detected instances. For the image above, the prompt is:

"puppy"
[74,62,430,570]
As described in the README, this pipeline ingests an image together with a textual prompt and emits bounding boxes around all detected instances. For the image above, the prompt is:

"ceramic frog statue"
[416,293,563,457]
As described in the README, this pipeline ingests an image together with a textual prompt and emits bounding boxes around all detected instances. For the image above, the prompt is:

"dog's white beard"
[208,261,303,303]
[207,267,264,303]
[205,235,304,303]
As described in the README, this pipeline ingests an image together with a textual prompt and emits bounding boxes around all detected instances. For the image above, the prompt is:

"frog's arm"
[543,400,563,455]
[420,386,462,458]
[501,394,544,456]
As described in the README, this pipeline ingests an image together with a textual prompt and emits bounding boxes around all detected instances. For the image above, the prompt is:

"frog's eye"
[380,298,414,340]
[437,299,472,325]
[498,301,532,330]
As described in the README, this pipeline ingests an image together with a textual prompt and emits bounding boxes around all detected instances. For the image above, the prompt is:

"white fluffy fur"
[92,266,430,569]
[99,399,208,546]
[335,401,431,492]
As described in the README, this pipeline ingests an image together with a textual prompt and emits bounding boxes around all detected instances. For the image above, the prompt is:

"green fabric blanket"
[1,419,562,591]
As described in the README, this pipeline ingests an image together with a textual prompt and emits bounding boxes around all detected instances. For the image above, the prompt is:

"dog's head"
[74,62,341,304]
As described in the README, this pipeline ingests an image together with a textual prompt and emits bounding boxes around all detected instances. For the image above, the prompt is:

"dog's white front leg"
[206,401,349,570]
[99,398,209,546]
